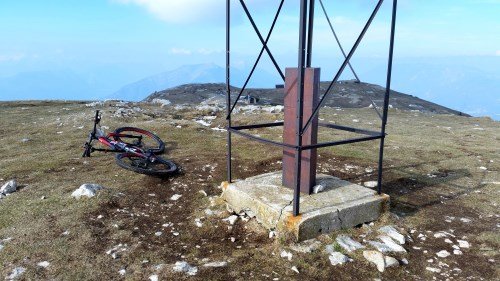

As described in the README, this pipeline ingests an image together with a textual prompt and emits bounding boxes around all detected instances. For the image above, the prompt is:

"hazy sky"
[1,0,498,77]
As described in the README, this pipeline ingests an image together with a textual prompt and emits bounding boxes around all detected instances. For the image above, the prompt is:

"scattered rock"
[457,240,470,248]
[426,267,441,273]
[203,261,228,267]
[106,244,127,259]
[280,250,293,261]
[223,215,238,225]
[291,266,299,274]
[155,231,163,236]
[21,138,31,143]
[151,98,172,107]
[269,231,276,239]
[290,239,322,253]
[118,269,126,276]
[378,235,407,253]
[37,261,50,268]
[173,261,198,276]
[170,194,182,201]
[312,184,325,194]
[453,249,463,255]
[1,180,17,195]
[149,274,158,281]
[363,250,385,272]
[328,252,352,265]
[378,226,405,244]
[436,250,450,258]
[363,181,378,188]
[71,183,103,199]
[6,267,26,280]
[336,235,365,252]
[384,256,399,268]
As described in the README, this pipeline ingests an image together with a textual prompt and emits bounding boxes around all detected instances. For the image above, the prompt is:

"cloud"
[114,0,269,24]
[496,50,500,56]
[0,53,26,62]
[169,48,192,55]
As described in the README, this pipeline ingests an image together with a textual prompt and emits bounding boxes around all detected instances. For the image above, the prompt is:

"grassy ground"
[0,101,498,280]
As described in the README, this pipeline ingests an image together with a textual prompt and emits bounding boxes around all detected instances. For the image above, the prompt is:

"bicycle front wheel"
[115,153,177,176]
[113,127,165,154]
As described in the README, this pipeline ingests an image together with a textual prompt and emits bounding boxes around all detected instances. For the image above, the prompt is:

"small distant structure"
[243,95,259,104]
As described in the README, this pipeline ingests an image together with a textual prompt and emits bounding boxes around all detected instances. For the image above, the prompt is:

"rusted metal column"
[283,67,320,194]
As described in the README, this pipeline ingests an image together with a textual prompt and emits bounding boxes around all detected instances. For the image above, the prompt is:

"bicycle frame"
[82,110,153,160]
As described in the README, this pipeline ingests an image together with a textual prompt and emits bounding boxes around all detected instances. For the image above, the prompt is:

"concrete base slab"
[221,172,390,242]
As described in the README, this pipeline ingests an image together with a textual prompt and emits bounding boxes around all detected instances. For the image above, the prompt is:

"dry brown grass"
[0,101,498,280]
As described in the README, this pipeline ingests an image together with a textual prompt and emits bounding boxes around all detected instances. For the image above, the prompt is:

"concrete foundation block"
[221,172,389,242]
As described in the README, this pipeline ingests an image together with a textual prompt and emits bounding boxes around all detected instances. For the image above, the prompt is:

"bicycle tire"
[113,127,165,154]
[115,153,177,176]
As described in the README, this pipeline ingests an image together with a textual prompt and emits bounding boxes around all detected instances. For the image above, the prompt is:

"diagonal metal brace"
[302,0,385,135]
[239,0,285,81]
[226,0,285,120]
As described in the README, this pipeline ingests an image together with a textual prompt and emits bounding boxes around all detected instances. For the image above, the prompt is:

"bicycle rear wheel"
[113,127,165,154]
[115,153,177,176]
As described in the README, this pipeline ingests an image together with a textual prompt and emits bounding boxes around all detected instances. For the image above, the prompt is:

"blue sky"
[0,0,499,118]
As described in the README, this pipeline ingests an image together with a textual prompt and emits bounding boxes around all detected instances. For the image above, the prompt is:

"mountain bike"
[82,110,177,176]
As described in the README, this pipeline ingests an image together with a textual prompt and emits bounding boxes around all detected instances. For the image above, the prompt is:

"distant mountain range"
[108,63,281,101]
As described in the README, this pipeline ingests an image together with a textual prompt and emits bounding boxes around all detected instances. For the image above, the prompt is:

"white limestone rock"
[203,261,228,267]
[37,261,50,268]
[1,180,17,195]
[336,235,365,252]
[280,250,293,261]
[223,215,238,225]
[457,240,470,248]
[378,235,407,253]
[384,256,399,268]
[6,267,26,280]
[436,250,450,258]
[328,252,352,265]
[71,183,103,199]
[173,261,198,276]
[363,250,386,272]
[378,226,405,244]
[363,181,378,188]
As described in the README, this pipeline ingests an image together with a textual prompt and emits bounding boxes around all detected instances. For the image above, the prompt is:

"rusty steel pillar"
[282,67,320,194]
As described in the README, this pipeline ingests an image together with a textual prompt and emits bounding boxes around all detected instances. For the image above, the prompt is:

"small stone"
[479,166,487,171]
[453,249,463,255]
[6,267,26,280]
[460,218,471,223]
[378,235,407,253]
[336,235,365,252]
[71,183,103,199]
[457,240,470,248]
[198,190,208,197]
[363,250,385,272]
[21,138,31,143]
[194,218,203,228]
[118,269,126,275]
[384,256,399,268]
[149,275,158,281]
[291,266,299,274]
[1,180,17,194]
[170,194,182,201]
[378,226,405,244]
[155,231,163,236]
[41,196,46,200]
[37,261,50,268]
[401,258,409,265]
[426,267,441,273]
[230,237,236,242]
[363,181,378,188]
[280,250,293,261]
[436,250,450,258]
[328,252,352,265]
[223,215,238,225]
[312,184,325,194]
[444,238,453,244]
[173,261,198,276]
[203,261,228,267]
[269,231,276,239]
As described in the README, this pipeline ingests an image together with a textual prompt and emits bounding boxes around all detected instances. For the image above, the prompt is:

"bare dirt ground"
[0,101,498,280]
